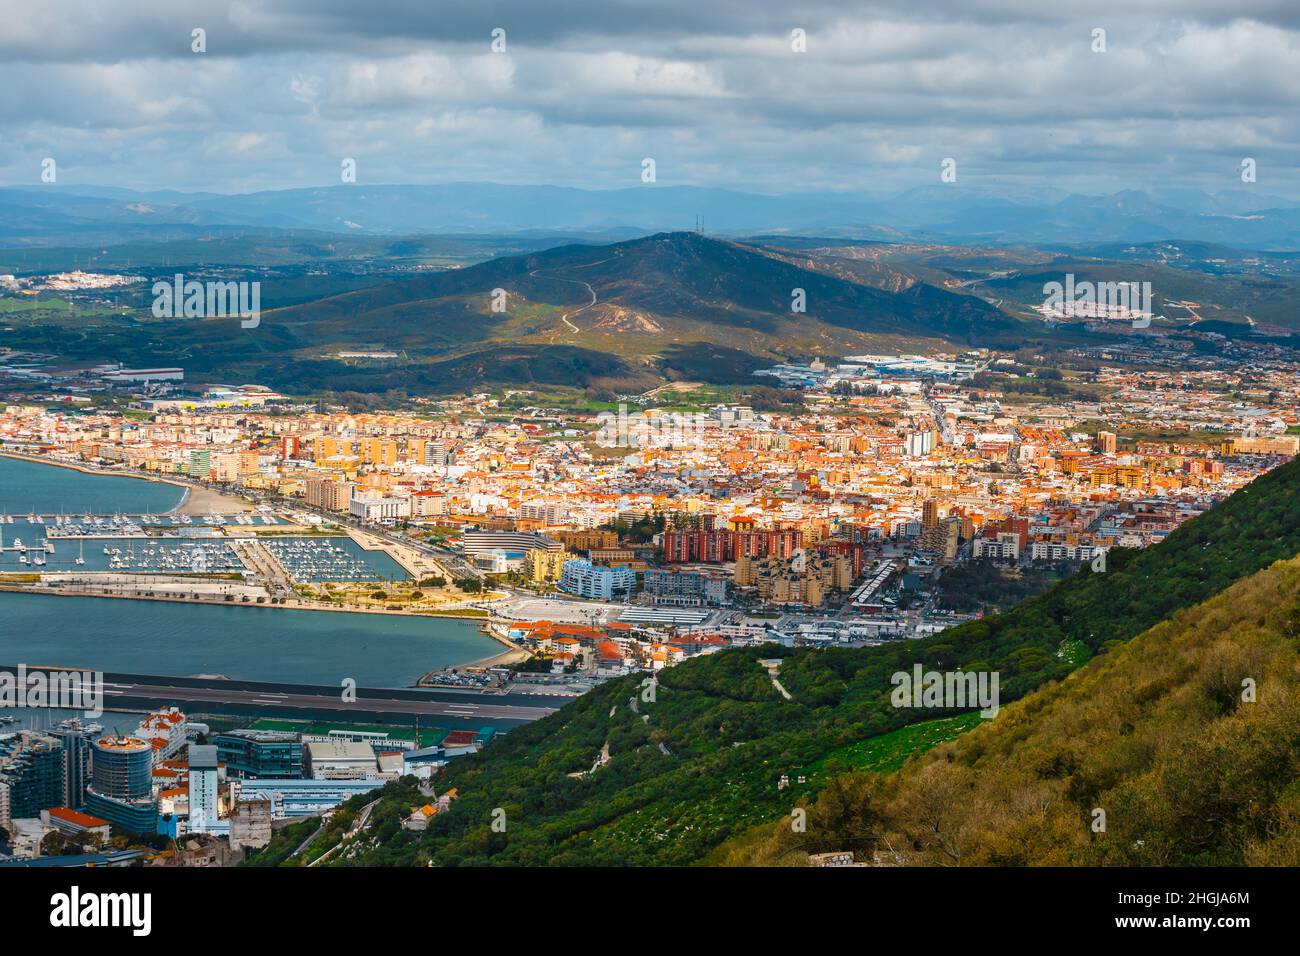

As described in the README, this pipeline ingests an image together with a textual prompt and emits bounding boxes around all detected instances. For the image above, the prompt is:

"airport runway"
[1,666,568,728]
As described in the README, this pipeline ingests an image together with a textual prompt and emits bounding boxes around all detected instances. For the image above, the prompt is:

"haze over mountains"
[5,183,1300,248]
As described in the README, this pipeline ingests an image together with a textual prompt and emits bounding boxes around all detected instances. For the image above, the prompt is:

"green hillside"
[4,233,1033,398]
[253,456,1300,866]
[710,553,1300,866]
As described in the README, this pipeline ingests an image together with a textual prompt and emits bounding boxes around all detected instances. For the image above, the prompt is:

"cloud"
[0,0,1295,197]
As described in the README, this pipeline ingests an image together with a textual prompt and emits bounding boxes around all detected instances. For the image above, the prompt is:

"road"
[310,797,379,867]
[528,268,596,333]
[527,255,617,334]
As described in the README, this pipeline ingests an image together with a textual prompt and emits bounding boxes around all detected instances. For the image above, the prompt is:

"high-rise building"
[48,719,95,809]
[189,448,212,478]
[305,477,355,511]
[90,736,152,801]
[0,732,65,824]
[917,516,961,560]
[733,551,847,607]
[187,744,222,835]
[361,438,398,466]
[524,548,567,584]
[1097,430,1118,454]
[420,440,453,466]
[84,735,156,834]
[661,528,803,564]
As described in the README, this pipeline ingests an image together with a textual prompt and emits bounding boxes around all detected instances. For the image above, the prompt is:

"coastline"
[0,450,519,676]
[0,581,497,621]
[0,450,250,515]
[0,588,503,687]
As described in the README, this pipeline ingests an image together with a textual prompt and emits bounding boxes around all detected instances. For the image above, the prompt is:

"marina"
[0,455,498,682]
[0,511,286,536]
[263,536,409,583]
[0,534,245,574]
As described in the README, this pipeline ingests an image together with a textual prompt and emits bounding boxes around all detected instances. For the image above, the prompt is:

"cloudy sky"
[2,0,1297,197]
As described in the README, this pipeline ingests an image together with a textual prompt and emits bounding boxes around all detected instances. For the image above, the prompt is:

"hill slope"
[236,232,1027,392]
[252,456,1300,866]
[8,232,1026,397]
[711,553,1300,866]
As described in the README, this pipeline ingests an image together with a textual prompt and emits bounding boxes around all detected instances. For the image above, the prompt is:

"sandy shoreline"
[457,647,532,669]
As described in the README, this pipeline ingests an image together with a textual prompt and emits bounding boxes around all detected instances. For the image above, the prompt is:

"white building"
[1028,541,1103,563]
[349,494,411,523]
[973,533,1020,560]
[559,558,635,600]
[305,740,379,780]
[135,706,190,765]
[473,549,510,574]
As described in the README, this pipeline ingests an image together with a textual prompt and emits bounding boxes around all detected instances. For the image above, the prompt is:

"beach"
[171,482,256,515]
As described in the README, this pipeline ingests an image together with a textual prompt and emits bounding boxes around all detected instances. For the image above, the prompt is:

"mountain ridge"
[242,231,1028,392]
[6,183,1300,248]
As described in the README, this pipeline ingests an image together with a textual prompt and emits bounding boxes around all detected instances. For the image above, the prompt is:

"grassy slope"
[711,554,1300,866]
[289,456,1300,866]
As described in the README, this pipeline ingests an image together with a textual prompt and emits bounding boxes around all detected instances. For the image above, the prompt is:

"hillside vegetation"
[710,554,1300,866]
[268,456,1300,866]
[4,233,1029,397]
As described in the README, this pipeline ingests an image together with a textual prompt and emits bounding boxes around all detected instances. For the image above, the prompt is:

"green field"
[800,712,984,781]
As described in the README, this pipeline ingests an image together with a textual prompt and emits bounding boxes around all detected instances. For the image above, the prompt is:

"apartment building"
[350,493,411,522]
[305,477,355,511]
[524,548,567,584]
[559,559,636,599]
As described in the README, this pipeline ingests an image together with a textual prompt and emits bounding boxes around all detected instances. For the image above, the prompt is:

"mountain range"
[5,183,1300,248]
[6,232,1029,396]
[259,231,1026,389]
